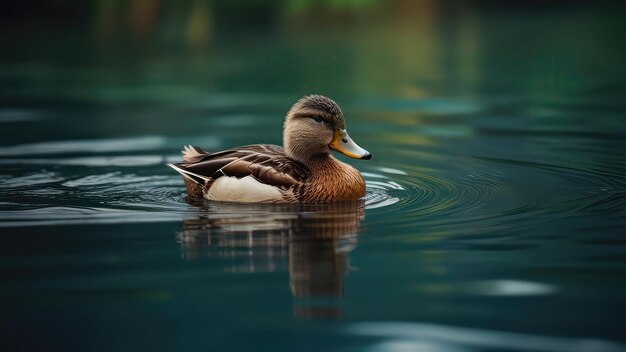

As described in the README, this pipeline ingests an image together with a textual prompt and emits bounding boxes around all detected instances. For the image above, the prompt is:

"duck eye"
[313,116,323,123]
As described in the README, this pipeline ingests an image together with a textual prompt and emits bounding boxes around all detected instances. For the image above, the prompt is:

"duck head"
[283,95,371,163]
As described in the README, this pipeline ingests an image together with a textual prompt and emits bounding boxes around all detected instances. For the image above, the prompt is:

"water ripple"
[1,152,622,232]
[0,155,166,167]
[362,164,505,229]
[0,136,166,156]
[0,206,184,227]
[0,171,64,188]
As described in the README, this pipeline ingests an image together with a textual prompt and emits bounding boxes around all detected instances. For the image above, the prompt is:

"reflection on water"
[178,200,365,318]
[347,322,626,352]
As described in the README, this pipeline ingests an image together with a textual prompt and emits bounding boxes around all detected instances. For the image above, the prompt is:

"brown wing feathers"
[169,144,309,191]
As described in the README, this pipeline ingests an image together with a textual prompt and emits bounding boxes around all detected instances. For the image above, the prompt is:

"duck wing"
[169,144,309,190]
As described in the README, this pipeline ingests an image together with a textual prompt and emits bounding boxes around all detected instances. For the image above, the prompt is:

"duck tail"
[182,145,208,163]
[168,163,209,185]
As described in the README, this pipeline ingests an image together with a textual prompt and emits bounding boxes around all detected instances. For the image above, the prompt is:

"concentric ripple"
[0,159,508,229]
[362,164,505,228]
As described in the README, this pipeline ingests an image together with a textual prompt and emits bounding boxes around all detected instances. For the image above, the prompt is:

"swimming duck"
[169,95,371,203]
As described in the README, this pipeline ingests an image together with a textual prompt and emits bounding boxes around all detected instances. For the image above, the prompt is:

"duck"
[168,94,371,203]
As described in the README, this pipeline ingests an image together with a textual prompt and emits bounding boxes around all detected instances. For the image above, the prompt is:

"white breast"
[205,176,286,203]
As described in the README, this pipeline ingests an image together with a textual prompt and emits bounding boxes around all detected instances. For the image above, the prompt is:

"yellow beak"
[329,128,372,159]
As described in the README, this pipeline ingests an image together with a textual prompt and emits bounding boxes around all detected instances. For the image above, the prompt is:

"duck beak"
[330,128,372,160]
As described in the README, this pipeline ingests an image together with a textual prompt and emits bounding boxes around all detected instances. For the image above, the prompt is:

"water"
[2,3,626,351]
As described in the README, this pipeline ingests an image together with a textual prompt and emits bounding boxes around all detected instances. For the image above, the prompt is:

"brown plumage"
[169,95,371,203]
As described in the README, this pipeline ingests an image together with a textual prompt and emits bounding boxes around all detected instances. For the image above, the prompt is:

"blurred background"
[2,1,626,352]
[2,1,625,145]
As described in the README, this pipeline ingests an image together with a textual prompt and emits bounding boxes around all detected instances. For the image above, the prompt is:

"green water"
[2,2,626,351]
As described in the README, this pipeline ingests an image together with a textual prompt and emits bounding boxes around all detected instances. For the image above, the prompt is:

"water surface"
[2,3,626,352]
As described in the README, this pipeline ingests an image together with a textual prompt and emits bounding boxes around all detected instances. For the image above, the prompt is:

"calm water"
[2,3,626,352]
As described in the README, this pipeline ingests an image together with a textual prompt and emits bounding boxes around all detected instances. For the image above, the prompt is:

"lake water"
[2,3,626,352]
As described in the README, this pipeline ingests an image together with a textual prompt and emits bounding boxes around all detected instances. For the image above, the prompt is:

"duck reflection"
[177,199,365,318]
